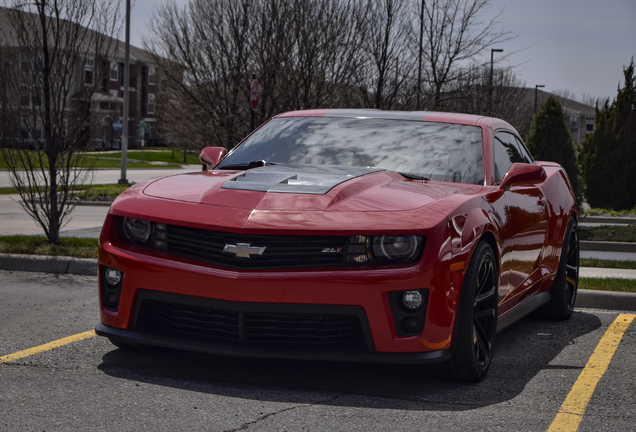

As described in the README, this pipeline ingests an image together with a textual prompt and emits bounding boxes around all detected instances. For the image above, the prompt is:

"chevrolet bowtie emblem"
[223,242,267,259]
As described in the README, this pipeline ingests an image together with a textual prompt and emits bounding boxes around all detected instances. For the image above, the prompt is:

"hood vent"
[221,165,383,194]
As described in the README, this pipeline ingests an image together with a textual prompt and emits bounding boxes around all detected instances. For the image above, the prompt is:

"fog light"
[104,268,122,287]
[106,292,119,305]
[401,316,422,333]
[402,290,423,311]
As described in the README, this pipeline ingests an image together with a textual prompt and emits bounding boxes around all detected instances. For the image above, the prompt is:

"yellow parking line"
[0,330,96,364]
[547,313,635,432]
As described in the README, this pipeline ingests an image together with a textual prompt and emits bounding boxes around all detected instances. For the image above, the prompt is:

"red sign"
[250,78,259,110]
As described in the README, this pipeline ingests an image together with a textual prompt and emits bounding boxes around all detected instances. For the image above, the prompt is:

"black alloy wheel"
[472,251,498,369]
[545,217,579,320]
[448,241,498,382]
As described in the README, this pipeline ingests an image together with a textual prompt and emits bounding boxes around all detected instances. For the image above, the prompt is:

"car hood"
[141,165,480,213]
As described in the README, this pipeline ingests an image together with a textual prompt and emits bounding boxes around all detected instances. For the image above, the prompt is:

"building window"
[110,60,119,81]
[148,65,156,85]
[586,116,595,133]
[19,86,30,107]
[19,85,41,108]
[147,93,155,114]
[20,57,30,73]
[20,54,42,74]
[84,57,95,85]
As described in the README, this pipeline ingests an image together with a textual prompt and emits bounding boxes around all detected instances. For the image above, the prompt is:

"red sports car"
[96,109,579,381]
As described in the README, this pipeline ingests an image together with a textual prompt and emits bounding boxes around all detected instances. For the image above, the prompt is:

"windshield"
[217,117,484,185]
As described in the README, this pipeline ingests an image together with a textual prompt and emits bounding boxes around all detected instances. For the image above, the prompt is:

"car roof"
[276,109,514,131]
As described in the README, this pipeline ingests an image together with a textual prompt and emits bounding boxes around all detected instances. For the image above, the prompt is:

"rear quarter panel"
[536,161,578,285]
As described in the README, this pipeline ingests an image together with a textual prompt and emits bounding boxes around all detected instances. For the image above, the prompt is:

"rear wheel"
[448,241,498,382]
[544,217,579,320]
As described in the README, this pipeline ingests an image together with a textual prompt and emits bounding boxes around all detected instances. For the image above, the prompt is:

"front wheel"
[448,241,499,382]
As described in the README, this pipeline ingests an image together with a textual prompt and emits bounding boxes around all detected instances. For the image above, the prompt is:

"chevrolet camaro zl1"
[95,109,579,382]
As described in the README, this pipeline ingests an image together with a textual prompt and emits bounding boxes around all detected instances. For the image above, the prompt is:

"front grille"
[134,292,371,352]
[165,225,347,269]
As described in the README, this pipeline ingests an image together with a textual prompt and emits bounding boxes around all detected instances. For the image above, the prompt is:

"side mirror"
[199,147,227,169]
[499,163,546,190]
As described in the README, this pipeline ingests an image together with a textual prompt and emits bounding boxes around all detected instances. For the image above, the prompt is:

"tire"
[448,241,499,382]
[544,217,579,320]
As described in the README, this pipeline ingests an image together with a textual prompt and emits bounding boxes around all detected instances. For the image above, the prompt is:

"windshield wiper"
[399,172,429,181]
[218,160,275,170]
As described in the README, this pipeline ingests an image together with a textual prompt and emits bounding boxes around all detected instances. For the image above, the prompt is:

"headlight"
[122,217,152,244]
[373,235,421,261]
[347,235,424,264]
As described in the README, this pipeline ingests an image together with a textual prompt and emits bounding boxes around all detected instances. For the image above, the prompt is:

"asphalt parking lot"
[1,270,634,431]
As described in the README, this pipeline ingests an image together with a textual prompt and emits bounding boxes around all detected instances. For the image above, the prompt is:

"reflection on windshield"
[218,117,484,185]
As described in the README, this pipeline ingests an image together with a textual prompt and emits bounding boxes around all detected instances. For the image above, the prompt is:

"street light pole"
[535,84,545,112]
[118,0,130,185]
[416,0,425,111]
[489,48,503,117]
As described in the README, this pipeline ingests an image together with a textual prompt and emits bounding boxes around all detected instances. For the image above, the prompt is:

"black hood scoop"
[221,164,383,194]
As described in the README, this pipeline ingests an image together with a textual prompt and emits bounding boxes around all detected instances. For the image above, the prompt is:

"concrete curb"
[580,216,636,225]
[576,289,636,312]
[580,240,636,253]
[0,253,97,276]
[76,200,112,207]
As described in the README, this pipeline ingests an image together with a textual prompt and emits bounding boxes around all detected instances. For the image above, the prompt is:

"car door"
[493,131,548,314]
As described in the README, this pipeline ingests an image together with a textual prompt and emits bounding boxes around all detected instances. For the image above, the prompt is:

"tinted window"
[493,131,533,182]
[513,136,534,163]
[219,117,485,185]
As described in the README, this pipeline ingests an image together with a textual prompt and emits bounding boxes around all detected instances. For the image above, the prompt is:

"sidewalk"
[0,166,201,188]
[579,267,636,279]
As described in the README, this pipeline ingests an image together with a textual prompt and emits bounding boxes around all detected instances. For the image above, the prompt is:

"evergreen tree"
[526,96,581,203]
[579,59,636,210]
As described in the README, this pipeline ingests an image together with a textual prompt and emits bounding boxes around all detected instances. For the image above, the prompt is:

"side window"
[493,132,532,182]
[513,136,534,164]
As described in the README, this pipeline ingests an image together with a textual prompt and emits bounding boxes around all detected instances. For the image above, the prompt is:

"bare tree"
[147,0,254,149]
[354,0,413,109]
[0,1,120,244]
[146,0,518,151]
[441,63,533,132]
[412,0,513,109]
[147,0,367,149]
[263,0,364,111]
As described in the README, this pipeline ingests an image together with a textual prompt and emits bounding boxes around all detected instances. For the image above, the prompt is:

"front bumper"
[97,288,449,364]
[98,217,464,361]
[95,322,450,365]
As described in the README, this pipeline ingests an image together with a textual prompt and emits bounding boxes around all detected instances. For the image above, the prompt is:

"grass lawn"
[580,259,636,270]
[90,150,201,165]
[579,224,636,243]
[584,208,636,217]
[0,183,130,201]
[580,278,636,293]
[74,184,130,201]
[0,235,98,259]
[0,148,201,169]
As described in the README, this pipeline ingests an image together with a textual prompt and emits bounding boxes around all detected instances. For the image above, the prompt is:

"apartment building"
[0,7,160,150]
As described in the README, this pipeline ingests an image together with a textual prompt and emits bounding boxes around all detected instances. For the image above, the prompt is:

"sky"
[127,0,636,103]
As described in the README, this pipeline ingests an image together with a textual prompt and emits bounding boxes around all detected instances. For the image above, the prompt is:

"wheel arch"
[478,230,499,269]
